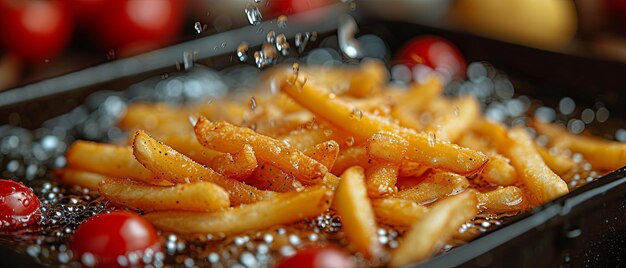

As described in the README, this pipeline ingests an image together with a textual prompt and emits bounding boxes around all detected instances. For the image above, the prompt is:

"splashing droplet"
[266,31,276,43]
[276,34,290,56]
[194,22,203,33]
[245,4,262,25]
[338,14,362,58]
[250,97,257,111]
[183,51,193,71]
[427,132,436,148]
[350,108,363,119]
[277,15,288,28]
[237,42,249,62]
[295,32,310,53]
[346,137,355,146]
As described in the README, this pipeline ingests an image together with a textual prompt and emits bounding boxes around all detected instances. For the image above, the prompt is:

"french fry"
[366,131,408,163]
[332,145,374,175]
[389,191,478,267]
[132,130,276,205]
[253,111,314,137]
[159,132,222,165]
[534,144,575,176]
[247,163,298,193]
[533,120,626,170]
[480,154,517,186]
[119,103,191,132]
[394,171,470,205]
[210,144,258,180]
[503,127,568,204]
[477,186,527,214]
[194,118,328,184]
[99,178,230,212]
[390,78,443,130]
[332,166,382,258]
[279,128,335,151]
[302,140,340,170]
[279,75,488,176]
[145,185,332,234]
[301,59,388,97]
[365,163,399,198]
[56,169,105,190]
[66,141,157,183]
[398,159,430,178]
[424,96,480,142]
[371,198,429,226]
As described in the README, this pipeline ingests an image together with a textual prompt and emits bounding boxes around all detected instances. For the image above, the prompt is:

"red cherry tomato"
[0,179,41,231]
[275,247,355,268]
[0,0,73,62]
[265,0,333,18]
[91,0,185,56]
[67,0,108,27]
[71,211,160,268]
[395,36,467,79]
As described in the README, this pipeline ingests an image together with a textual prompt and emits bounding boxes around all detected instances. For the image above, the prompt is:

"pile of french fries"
[57,60,626,267]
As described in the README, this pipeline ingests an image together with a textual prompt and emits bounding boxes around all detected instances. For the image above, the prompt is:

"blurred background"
[1,0,626,91]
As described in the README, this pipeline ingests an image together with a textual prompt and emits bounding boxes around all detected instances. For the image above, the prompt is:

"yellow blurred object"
[454,0,577,49]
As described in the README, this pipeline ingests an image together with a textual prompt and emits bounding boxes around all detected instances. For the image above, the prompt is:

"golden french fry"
[394,171,470,205]
[332,145,374,175]
[194,118,328,184]
[119,103,191,132]
[279,128,335,151]
[333,166,382,258]
[390,79,443,130]
[158,132,222,165]
[371,198,428,226]
[66,141,157,183]
[99,178,230,212]
[132,130,275,205]
[480,154,517,186]
[56,169,105,190]
[247,163,298,193]
[211,144,258,180]
[303,140,340,170]
[365,163,399,198]
[390,191,478,267]
[301,59,388,97]
[477,186,527,214]
[425,96,480,142]
[534,144,575,176]
[253,111,314,137]
[504,127,568,204]
[533,120,626,170]
[366,131,408,163]
[279,75,488,176]
[145,185,332,234]
[457,131,493,153]
[398,159,430,178]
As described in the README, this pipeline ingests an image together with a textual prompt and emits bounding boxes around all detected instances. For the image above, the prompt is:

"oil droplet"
[183,51,193,71]
[266,31,276,44]
[350,108,363,119]
[237,42,249,62]
[194,22,204,33]
[427,132,436,148]
[277,15,288,28]
[250,97,257,111]
[295,32,310,53]
[346,137,355,146]
[245,4,262,25]
[453,106,460,117]
[323,129,333,137]
[276,34,290,56]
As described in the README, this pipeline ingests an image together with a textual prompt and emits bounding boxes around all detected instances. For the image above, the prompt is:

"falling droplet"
[250,97,257,111]
[276,34,290,56]
[194,22,203,33]
[183,51,193,71]
[427,132,436,147]
[350,108,363,119]
[237,42,249,62]
[295,32,310,53]
[266,31,276,43]
[245,4,262,25]
[338,14,362,58]
[277,15,288,28]
[188,114,199,126]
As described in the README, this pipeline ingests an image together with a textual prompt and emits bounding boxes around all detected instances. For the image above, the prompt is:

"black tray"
[1,4,625,267]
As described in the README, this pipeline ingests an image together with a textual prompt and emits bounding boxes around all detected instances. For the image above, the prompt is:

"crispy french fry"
[390,79,443,130]
[504,127,568,204]
[398,159,430,178]
[425,96,480,142]
[247,163,298,193]
[253,111,314,137]
[119,103,191,132]
[159,132,222,165]
[394,171,470,205]
[66,141,156,183]
[366,131,408,163]
[280,75,488,175]
[534,144,575,176]
[371,198,429,226]
[99,178,230,212]
[279,128,335,151]
[145,185,332,234]
[303,59,388,97]
[533,120,626,170]
[211,144,258,180]
[194,118,328,184]
[56,169,105,190]
[303,140,340,170]
[480,154,517,186]
[390,191,478,267]
[332,145,374,175]
[365,163,399,198]
[333,166,382,258]
[132,130,275,205]
[477,186,526,214]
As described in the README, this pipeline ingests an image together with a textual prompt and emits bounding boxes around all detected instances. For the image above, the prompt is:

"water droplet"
[427,132,436,147]
[323,129,333,136]
[338,15,362,58]
[245,4,262,25]
[277,15,288,28]
[249,97,257,111]
[346,137,355,146]
[276,34,290,56]
[237,42,249,62]
[194,21,203,33]
[266,31,276,43]
[295,32,310,53]
[183,51,193,71]
[350,108,363,119]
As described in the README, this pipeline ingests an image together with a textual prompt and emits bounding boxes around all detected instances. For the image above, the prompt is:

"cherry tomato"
[71,211,160,268]
[395,36,467,79]
[0,179,41,231]
[275,247,355,268]
[0,0,73,62]
[67,0,107,28]
[265,0,333,18]
[91,0,185,56]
